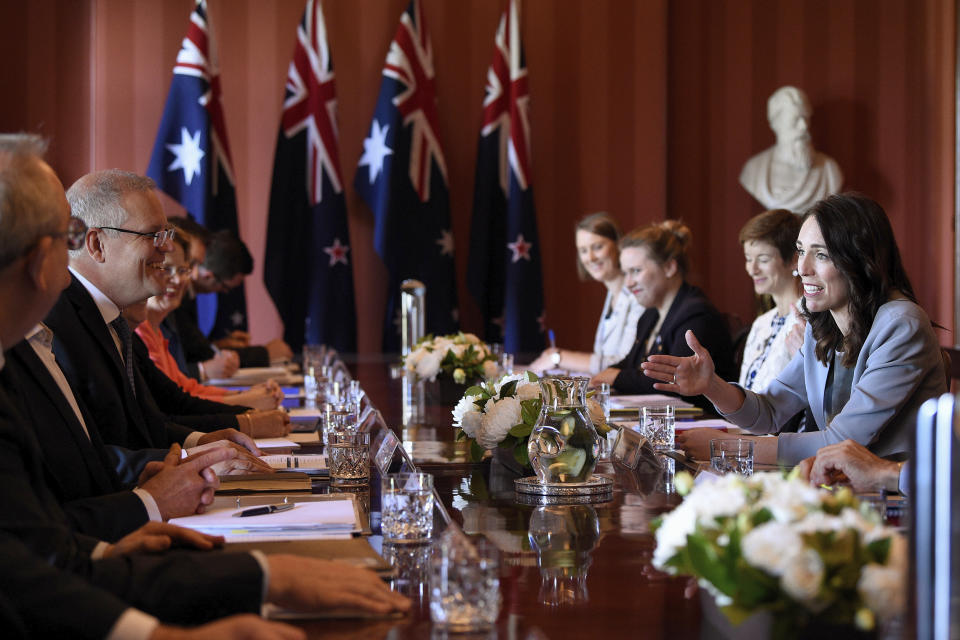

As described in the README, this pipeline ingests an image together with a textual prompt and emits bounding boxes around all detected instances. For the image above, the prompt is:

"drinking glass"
[597,382,611,422]
[381,472,434,543]
[501,352,515,375]
[709,438,754,476]
[321,405,355,439]
[430,534,501,631]
[326,431,369,486]
[640,405,675,451]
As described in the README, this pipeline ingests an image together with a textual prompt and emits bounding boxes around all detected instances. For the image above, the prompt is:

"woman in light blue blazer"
[643,193,946,466]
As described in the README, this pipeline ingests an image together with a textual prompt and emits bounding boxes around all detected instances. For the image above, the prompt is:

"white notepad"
[609,393,694,409]
[170,499,356,536]
[260,454,327,473]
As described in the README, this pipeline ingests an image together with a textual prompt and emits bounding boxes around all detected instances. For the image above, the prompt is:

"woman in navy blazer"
[590,220,735,411]
[647,194,946,465]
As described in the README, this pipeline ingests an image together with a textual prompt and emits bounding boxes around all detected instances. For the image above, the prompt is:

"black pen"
[232,503,296,518]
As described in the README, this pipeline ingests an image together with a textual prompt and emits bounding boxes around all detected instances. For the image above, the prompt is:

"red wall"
[1,0,954,354]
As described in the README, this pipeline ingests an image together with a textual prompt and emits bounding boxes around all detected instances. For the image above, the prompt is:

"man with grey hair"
[45,169,286,452]
[0,133,409,637]
[739,86,843,213]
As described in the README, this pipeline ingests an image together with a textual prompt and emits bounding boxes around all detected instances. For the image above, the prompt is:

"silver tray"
[514,474,614,496]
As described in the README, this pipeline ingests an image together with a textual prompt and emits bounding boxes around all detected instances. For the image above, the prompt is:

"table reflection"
[528,505,600,606]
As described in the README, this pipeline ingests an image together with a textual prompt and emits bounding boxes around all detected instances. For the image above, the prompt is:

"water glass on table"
[640,405,676,451]
[709,438,754,476]
[326,431,369,486]
[430,533,501,632]
[381,472,434,543]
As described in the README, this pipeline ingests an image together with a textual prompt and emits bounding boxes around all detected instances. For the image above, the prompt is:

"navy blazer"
[4,341,151,541]
[612,282,736,410]
[0,370,263,633]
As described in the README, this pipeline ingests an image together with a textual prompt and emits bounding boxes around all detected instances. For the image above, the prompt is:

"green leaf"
[499,379,518,398]
[686,532,736,596]
[509,422,533,438]
[866,537,891,564]
[719,604,755,627]
[454,429,466,442]
[469,439,486,462]
[520,398,542,425]
[751,507,774,527]
[464,385,485,397]
[513,441,530,467]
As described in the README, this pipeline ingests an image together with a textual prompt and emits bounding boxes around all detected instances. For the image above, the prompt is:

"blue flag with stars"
[263,0,357,354]
[354,0,458,352]
[467,0,545,354]
[146,0,247,340]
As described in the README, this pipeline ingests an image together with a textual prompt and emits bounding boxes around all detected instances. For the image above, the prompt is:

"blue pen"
[548,329,556,349]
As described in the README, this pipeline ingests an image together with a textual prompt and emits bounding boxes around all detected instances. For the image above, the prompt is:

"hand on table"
[138,444,241,517]
[674,428,740,461]
[203,349,240,379]
[214,330,252,350]
[188,433,275,475]
[151,615,305,640]
[266,338,294,363]
[266,555,411,616]
[240,409,291,438]
[796,439,901,492]
[103,522,224,558]
[588,367,619,388]
[229,387,281,411]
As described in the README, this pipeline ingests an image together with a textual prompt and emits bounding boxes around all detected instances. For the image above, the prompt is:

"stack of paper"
[260,453,327,474]
[207,366,303,386]
[170,499,357,542]
[609,394,694,409]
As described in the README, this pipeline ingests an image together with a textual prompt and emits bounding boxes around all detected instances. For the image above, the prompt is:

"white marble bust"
[740,86,843,213]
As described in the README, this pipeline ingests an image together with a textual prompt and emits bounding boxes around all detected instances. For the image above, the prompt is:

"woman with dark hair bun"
[530,212,644,373]
[590,220,735,409]
[646,193,946,465]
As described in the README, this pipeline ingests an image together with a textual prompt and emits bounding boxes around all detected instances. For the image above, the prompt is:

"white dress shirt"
[590,286,644,373]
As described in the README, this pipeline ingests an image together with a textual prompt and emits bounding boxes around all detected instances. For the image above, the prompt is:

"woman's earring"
[791,270,799,277]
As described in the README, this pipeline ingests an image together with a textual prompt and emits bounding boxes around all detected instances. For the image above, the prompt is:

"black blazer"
[0,373,263,633]
[4,341,150,541]
[613,282,736,410]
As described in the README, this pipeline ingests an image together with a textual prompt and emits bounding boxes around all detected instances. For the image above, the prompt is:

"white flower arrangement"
[652,471,905,636]
[452,371,609,466]
[402,332,496,383]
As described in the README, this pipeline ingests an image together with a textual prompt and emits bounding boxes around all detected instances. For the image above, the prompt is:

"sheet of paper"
[260,454,326,471]
[288,407,323,419]
[287,431,321,444]
[609,394,694,409]
[170,499,355,532]
[675,419,735,431]
[254,437,299,448]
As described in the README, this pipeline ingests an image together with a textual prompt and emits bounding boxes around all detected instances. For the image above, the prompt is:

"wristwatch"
[550,350,561,367]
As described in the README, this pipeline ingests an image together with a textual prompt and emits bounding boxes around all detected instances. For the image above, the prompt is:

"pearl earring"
[791,270,799,277]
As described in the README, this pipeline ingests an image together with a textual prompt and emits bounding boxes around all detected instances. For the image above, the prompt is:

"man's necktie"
[110,317,137,398]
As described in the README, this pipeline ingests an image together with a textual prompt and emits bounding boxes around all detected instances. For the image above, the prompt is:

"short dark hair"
[575,212,621,280]
[204,229,253,280]
[802,193,917,368]
[738,209,802,262]
[168,215,211,245]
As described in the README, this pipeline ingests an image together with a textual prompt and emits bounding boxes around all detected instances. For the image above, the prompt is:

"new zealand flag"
[146,0,246,339]
[467,0,545,355]
[264,0,357,354]
[354,0,459,352]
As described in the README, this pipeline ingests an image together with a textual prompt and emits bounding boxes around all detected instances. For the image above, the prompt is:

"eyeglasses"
[96,225,175,248]
[51,217,88,251]
[159,265,192,278]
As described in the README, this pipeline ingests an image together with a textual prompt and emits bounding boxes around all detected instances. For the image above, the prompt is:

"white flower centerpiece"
[652,471,905,639]
[403,332,499,384]
[452,371,611,470]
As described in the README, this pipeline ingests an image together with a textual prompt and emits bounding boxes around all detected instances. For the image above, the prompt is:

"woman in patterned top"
[738,209,804,392]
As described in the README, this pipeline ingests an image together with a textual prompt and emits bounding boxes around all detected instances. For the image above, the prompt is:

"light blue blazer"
[721,300,946,465]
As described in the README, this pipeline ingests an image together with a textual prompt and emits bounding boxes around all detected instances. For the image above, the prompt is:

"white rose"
[477,396,522,449]
[482,359,500,380]
[415,350,443,381]
[653,501,698,569]
[404,347,426,372]
[452,394,480,429]
[460,411,482,438]
[452,343,467,358]
[742,522,802,576]
[781,548,825,606]
[858,563,906,620]
[753,474,823,523]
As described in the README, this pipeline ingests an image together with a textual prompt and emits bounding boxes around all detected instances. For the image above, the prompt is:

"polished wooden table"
[291,358,702,639]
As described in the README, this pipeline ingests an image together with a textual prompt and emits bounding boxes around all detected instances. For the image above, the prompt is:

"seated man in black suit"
[0,133,409,637]
[45,169,286,452]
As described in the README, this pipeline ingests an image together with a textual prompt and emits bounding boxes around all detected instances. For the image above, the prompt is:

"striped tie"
[110,317,137,398]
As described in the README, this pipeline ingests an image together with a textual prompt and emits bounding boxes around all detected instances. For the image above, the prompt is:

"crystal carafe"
[527,376,600,484]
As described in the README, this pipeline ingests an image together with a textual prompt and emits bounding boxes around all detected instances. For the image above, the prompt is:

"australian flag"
[354,0,459,352]
[467,0,545,355]
[146,0,246,339]
[263,0,357,354]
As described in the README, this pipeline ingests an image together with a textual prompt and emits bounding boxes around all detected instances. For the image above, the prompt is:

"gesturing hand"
[103,522,224,558]
[784,303,806,358]
[640,330,716,396]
